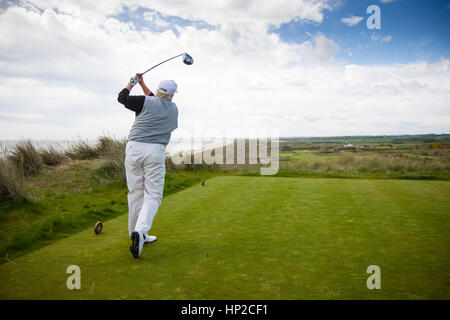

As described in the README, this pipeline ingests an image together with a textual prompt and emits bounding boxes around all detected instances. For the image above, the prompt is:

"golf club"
[141,52,194,76]
[129,53,193,85]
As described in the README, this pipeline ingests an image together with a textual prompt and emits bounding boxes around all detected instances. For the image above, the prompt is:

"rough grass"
[7,140,43,176]
[65,141,98,160]
[0,158,30,203]
[278,152,450,179]
[63,136,127,179]
[277,139,450,180]
[0,176,448,299]
[91,136,126,179]
[39,145,69,166]
[3,140,69,179]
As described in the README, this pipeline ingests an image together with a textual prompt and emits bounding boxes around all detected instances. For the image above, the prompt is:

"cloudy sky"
[0,0,449,140]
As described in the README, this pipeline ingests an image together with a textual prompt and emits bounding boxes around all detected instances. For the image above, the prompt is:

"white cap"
[157,79,178,94]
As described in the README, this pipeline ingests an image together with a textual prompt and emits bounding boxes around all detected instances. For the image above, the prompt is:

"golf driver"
[129,53,194,85]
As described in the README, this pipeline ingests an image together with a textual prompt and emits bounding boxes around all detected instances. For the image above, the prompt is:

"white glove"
[129,76,138,86]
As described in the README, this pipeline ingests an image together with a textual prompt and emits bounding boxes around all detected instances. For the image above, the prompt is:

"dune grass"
[0,136,125,203]
[65,141,99,160]
[39,145,69,166]
[0,176,448,299]
[0,158,30,203]
[90,137,127,179]
[7,140,44,176]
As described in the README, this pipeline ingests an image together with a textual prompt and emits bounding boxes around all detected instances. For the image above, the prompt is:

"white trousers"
[125,141,166,237]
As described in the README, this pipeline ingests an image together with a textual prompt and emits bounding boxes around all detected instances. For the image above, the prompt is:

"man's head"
[156,79,177,100]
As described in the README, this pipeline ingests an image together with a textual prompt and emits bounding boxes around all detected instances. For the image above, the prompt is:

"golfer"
[118,74,178,258]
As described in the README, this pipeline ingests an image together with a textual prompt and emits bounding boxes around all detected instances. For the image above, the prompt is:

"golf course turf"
[0,176,449,299]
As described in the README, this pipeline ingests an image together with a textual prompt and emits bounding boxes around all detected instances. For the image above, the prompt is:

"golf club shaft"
[140,54,184,76]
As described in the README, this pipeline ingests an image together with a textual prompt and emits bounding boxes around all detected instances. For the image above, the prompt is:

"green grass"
[1,176,448,299]
[0,160,217,263]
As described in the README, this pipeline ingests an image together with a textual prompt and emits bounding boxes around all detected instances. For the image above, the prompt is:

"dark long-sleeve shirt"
[117,88,154,116]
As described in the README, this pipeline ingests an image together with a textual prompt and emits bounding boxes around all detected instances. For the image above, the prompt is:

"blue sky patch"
[270,0,450,65]
[112,5,215,36]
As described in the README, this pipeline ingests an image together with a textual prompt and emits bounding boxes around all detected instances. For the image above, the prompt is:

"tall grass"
[279,152,450,178]
[39,145,69,166]
[3,137,126,182]
[0,158,30,202]
[65,141,98,160]
[6,140,70,177]
[7,140,43,176]
[90,136,126,179]
[64,137,127,179]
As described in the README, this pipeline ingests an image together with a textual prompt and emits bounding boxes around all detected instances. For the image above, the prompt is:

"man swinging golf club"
[118,74,178,258]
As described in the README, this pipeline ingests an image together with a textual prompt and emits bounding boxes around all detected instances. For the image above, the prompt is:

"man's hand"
[129,75,138,86]
[126,73,152,95]
[126,74,140,91]
[136,73,144,85]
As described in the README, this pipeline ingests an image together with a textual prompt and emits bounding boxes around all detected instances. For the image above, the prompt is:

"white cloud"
[26,0,334,26]
[380,0,396,3]
[341,15,364,27]
[0,2,449,140]
[142,11,170,28]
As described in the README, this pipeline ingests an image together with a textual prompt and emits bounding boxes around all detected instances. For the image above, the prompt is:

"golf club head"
[183,53,194,65]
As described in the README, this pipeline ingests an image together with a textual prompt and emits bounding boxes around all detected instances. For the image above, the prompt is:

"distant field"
[1,176,449,299]
[165,135,450,179]
[275,137,450,180]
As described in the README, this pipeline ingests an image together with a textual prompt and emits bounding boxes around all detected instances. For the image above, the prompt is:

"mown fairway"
[0,176,449,299]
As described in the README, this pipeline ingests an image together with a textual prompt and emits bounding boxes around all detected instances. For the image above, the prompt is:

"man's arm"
[117,88,145,114]
[117,74,154,115]
[138,74,153,96]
